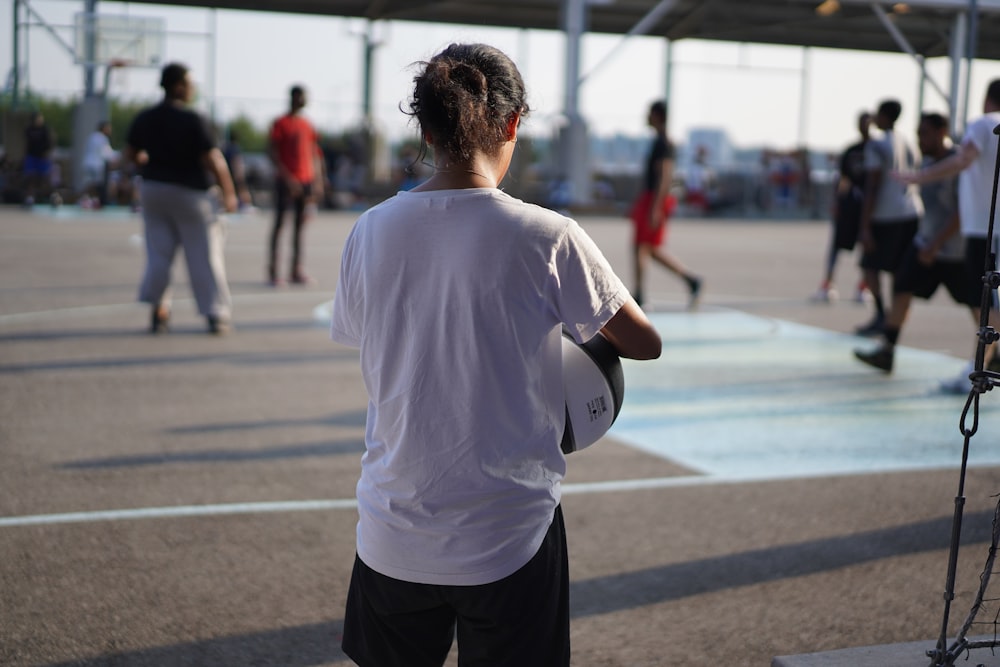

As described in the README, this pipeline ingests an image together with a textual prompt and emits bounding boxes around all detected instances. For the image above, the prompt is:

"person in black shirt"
[627,100,702,309]
[125,62,238,335]
[22,111,54,206]
[811,112,872,302]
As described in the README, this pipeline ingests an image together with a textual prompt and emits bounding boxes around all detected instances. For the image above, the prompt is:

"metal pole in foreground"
[12,0,20,110]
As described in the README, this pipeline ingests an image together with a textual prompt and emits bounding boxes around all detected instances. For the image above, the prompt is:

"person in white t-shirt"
[855,99,924,337]
[900,79,1000,393]
[81,120,116,207]
[330,43,661,667]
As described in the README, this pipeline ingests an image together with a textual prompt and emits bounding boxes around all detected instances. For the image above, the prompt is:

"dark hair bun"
[407,44,529,164]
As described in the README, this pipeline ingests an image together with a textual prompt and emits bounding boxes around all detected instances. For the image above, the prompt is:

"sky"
[6,1,1000,156]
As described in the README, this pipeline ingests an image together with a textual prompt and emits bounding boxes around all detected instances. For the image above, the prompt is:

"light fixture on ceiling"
[815,0,841,17]
[892,3,911,13]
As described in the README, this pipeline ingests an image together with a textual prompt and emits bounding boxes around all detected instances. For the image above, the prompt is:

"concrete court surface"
[3,202,1000,666]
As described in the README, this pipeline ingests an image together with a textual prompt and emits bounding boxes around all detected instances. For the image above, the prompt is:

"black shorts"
[342,505,570,667]
[963,237,1000,308]
[860,218,918,272]
[892,243,966,302]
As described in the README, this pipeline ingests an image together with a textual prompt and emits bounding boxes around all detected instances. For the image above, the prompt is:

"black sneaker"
[207,315,231,336]
[854,345,894,373]
[854,315,885,337]
[150,306,170,334]
[687,277,702,311]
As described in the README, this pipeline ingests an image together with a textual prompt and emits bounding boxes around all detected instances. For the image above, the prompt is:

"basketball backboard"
[73,13,165,68]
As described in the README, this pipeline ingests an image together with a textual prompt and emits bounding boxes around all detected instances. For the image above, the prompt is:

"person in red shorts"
[268,84,326,286]
[629,100,703,309]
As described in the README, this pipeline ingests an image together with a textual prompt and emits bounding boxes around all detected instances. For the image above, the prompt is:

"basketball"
[560,330,625,454]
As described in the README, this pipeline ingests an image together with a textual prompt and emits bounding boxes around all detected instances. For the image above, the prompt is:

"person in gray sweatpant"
[125,62,238,335]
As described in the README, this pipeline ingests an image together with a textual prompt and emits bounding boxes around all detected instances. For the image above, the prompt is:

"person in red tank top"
[268,85,325,286]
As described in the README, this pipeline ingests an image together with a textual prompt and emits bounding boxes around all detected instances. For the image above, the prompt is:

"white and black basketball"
[560,330,625,454]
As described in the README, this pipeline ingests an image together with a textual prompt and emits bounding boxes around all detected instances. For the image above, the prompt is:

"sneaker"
[940,360,976,394]
[687,277,703,311]
[150,306,170,334]
[290,272,317,286]
[267,265,286,287]
[854,344,894,373]
[207,315,231,336]
[854,315,885,337]
[810,285,838,303]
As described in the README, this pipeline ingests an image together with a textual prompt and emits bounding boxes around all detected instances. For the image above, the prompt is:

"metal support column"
[949,11,968,137]
[562,0,591,206]
[12,0,21,109]
[83,0,97,98]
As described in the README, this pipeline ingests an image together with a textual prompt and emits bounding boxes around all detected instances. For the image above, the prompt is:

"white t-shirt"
[958,112,1000,238]
[864,129,924,223]
[83,131,114,172]
[331,188,628,586]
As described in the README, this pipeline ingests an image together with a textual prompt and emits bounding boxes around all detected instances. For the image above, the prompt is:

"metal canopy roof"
[118,0,1000,60]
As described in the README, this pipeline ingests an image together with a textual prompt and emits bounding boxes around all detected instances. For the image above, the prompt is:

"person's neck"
[414,159,500,191]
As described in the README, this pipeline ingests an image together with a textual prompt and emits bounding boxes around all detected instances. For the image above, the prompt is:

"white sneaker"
[810,286,838,303]
[940,360,976,394]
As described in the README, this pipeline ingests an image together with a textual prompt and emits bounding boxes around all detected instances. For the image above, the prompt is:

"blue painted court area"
[611,310,1000,481]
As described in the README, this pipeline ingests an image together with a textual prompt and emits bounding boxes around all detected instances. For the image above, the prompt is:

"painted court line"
[0,466,969,529]
[0,292,326,326]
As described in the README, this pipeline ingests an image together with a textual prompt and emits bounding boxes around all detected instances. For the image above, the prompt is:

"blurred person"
[854,113,965,373]
[812,112,872,302]
[223,128,254,211]
[22,111,55,207]
[268,84,326,286]
[331,42,661,667]
[683,145,713,215]
[854,99,923,336]
[899,79,1000,392]
[80,120,116,208]
[628,100,703,310]
[124,62,238,335]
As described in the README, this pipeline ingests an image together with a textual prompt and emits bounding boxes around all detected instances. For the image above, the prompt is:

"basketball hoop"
[73,14,166,69]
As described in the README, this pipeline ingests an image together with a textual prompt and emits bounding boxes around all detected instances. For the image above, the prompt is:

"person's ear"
[505,112,521,142]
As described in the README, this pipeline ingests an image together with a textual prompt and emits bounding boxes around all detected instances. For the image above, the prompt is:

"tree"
[222,114,267,152]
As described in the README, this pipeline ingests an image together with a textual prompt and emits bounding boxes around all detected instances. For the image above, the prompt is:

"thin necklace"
[434,167,492,182]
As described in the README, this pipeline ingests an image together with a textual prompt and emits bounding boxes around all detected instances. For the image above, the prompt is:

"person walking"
[812,111,872,303]
[268,84,325,286]
[854,99,924,336]
[900,79,1000,392]
[125,62,238,335]
[628,100,702,310]
[330,43,661,667]
[854,113,965,372]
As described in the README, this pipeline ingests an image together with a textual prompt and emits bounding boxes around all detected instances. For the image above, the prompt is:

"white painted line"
[0,498,358,528]
[0,292,329,326]
[0,465,966,529]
